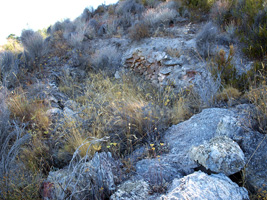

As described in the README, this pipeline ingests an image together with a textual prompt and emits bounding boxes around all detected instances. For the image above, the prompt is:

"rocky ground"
[1,1,267,200]
[43,18,263,200]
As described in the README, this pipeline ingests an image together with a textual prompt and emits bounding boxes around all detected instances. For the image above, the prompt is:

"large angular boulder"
[190,136,245,175]
[163,108,238,174]
[163,106,267,193]
[160,171,249,200]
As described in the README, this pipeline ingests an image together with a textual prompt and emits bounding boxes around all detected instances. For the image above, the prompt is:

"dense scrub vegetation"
[0,0,266,199]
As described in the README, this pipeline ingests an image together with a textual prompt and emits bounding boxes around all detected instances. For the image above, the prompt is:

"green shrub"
[210,0,267,59]
[209,45,250,91]
[241,16,267,59]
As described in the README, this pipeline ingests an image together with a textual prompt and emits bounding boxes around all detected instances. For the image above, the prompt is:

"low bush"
[115,0,144,30]
[0,122,37,200]
[141,0,162,8]
[48,30,70,57]
[143,6,179,28]
[0,51,15,73]
[210,0,233,25]
[91,46,122,73]
[193,72,221,108]
[129,21,150,41]
[116,0,144,16]
[0,51,20,88]
[80,7,94,23]
[196,22,219,58]
[21,29,47,68]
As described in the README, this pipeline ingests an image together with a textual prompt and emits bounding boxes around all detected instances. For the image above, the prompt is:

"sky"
[0,0,118,45]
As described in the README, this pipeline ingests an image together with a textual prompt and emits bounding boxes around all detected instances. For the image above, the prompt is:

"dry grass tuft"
[217,86,241,102]
[247,84,267,133]
[60,72,193,157]
[7,90,51,130]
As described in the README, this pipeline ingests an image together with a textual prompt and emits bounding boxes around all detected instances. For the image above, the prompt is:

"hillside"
[0,0,267,199]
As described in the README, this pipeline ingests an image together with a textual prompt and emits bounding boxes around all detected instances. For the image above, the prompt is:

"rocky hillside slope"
[0,0,267,199]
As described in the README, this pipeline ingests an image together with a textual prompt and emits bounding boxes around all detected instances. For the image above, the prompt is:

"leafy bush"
[129,21,150,41]
[95,4,108,15]
[50,19,75,35]
[115,13,135,31]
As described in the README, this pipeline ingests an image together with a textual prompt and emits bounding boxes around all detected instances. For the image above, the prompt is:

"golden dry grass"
[217,86,241,102]
[7,89,51,130]
[247,84,267,133]
[61,72,193,157]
